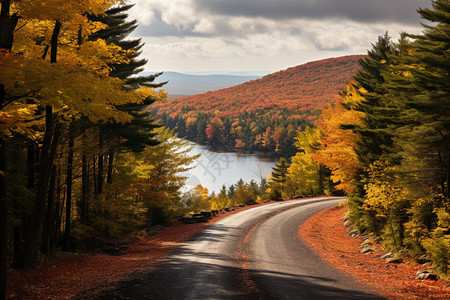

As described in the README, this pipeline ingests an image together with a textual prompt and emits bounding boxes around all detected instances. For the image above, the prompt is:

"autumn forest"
[1,0,450,299]
[152,55,363,157]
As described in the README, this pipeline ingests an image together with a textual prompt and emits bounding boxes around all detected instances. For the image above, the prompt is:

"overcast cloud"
[127,0,431,73]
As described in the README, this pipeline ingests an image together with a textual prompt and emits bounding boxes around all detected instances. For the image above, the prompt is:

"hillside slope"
[152,55,363,156]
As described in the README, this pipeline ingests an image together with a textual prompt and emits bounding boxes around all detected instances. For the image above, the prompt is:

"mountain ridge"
[145,71,261,98]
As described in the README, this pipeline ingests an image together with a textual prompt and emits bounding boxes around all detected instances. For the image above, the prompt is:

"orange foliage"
[153,55,364,120]
[312,84,364,191]
[205,123,216,140]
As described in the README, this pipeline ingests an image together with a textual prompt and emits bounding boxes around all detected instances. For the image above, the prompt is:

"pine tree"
[349,33,398,168]
[397,0,450,199]
[87,4,165,197]
[90,4,165,152]
[271,158,289,185]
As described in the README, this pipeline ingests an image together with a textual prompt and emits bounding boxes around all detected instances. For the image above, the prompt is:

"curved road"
[82,197,384,299]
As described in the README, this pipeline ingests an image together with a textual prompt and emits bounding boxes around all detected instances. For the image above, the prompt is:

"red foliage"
[153,55,364,119]
[205,123,216,140]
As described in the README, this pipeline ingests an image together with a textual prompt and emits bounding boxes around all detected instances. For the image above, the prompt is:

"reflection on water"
[183,143,278,194]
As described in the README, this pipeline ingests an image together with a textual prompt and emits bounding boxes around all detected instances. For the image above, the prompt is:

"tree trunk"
[97,131,104,195]
[19,107,62,268]
[93,156,97,196]
[62,134,74,251]
[54,172,62,247]
[42,165,57,255]
[318,165,325,195]
[446,139,450,199]
[27,143,35,189]
[0,136,7,300]
[81,152,88,223]
[0,0,18,297]
[50,21,61,64]
[107,149,114,184]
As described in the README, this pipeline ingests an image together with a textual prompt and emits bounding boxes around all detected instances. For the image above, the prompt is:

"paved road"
[80,197,384,299]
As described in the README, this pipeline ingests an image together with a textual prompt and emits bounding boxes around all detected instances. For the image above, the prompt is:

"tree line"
[272,0,449,275]
[151,55,362,156]
[0,2,200,299]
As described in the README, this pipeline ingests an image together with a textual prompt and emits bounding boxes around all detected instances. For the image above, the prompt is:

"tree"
[135,128,200,221]
[0,0,147,271]
[86,4,165,199]
[383,0,450,270]
[271,158,289,185]
[350,32,398,169]
[270,158,289,197]
[391,0,450,199]
[312,84,364,192]
[0,1,18,296]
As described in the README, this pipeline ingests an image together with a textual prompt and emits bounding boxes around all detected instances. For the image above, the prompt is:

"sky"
[127,0,431,74]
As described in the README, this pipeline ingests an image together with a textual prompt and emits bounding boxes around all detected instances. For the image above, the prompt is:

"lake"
[183,143,278,194]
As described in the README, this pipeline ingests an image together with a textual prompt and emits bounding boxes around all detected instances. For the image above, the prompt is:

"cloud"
[194,0,429,25]
[127,0,431,72]
[130,0,429,39]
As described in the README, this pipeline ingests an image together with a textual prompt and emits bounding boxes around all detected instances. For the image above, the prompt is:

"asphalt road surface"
[79,197,384,299]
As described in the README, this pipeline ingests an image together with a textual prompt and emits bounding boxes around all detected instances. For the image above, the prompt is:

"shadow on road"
[76,246,384,300]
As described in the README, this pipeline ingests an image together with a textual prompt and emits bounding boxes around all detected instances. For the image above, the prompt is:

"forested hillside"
[152,55,363,157]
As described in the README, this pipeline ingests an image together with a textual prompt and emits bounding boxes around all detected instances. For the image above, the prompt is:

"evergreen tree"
[349,32,398,168]
[270,158,289,198]
[90,5,165,89]
[227,184,236,199]
[218,185,227,198]
[91,4,165,151]
[395,0,450,199]
[88,4,165,196]
[271,158,289,185]
[342,33,402,233]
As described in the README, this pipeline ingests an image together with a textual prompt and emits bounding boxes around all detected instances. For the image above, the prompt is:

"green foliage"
[422,222,450,274]
[326,1,450,274]
[271,158,289,184]
[147,204,171,226]
[235,185,257,205]
[152,56,363,157]
[269,187,282,200]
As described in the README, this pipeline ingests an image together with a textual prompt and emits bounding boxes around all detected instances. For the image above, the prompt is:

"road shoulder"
[298,205,450,300]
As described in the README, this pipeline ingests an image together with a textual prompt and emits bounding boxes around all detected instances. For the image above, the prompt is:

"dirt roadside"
[298,205,450,300]
[7,199,449,299]
[6,200,279,300]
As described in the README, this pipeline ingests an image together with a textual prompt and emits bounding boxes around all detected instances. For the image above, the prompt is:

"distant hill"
[151,55,364,156]
[150,72,260,98]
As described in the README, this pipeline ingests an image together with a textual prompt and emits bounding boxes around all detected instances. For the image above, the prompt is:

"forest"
[0,1,223,299]
[151,55,363,157]
[269,0,449,276]
[1,0,449,299]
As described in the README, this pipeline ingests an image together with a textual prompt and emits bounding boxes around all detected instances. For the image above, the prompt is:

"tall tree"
[313,84,364,192]
[391,0,450,199]
[271,158,289,186]
[88,5,165,192]
[1,0,145,270]
[350,33,397,169]
[0,1,19,297]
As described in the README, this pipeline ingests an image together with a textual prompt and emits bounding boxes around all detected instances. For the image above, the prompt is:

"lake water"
[183,143,278,194]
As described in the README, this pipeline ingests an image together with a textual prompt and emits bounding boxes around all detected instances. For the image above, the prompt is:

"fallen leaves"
[298,205,450,300]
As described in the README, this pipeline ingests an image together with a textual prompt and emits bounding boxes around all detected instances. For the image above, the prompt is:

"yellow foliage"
[362,161,407,217]
[287,151,320,195]
[312,83,364,191]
